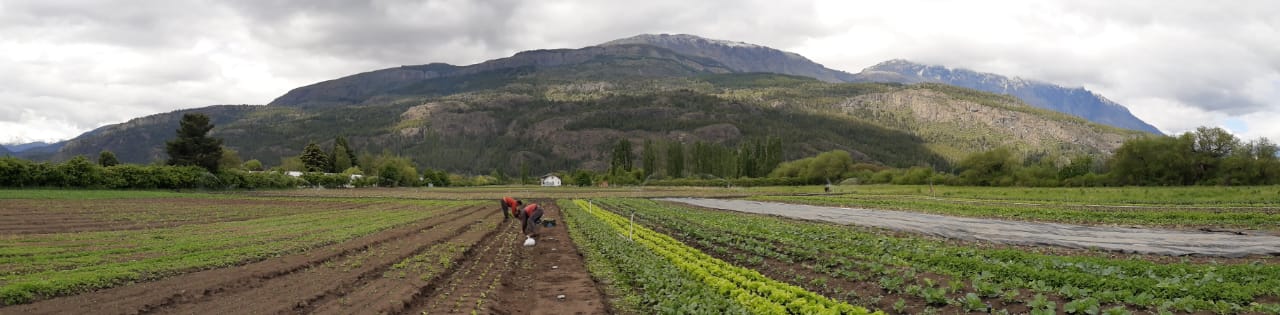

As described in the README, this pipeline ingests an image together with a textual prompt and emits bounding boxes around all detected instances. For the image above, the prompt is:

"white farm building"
[540,174,562,187]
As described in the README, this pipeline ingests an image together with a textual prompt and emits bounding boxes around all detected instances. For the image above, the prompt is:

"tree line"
[835,126,1279,187]
[592,137,784,186]
[0,113,468,189]
[7,116,1271,189]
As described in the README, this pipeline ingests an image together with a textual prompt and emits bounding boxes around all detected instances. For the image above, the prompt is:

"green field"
[575,198,1280,314]
[2,187,1278,314]
[0,192,480,305]
[753,185,1280,231]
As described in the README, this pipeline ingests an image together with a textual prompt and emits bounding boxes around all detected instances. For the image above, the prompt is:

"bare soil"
[490,201,609,315]
[0,198,359,234]
[0,202,608,315]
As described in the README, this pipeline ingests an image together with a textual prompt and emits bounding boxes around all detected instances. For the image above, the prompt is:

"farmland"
[2,186,1278,314]
[0,191,606,314]
[754,185,1280,232]
[585,198,1280,314]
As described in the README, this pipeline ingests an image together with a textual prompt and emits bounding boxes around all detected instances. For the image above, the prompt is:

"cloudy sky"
[2,0,1277,144]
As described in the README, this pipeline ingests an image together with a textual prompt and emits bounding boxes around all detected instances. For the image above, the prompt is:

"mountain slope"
[4,142,56,153]
[832,83,1136,160]
[50,73,1138,173]
[269,44,734,108]
[8,141,65,160]
[600,34,856,82]
[53,75,951,171]
[42,35,1143,175]
[851,59,1162,134]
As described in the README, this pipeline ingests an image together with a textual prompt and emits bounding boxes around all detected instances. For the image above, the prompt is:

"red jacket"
[522,204,539,217]
[503,197,520,216]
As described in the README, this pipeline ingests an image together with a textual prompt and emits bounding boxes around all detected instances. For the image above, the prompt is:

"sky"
[2,0,1277,145]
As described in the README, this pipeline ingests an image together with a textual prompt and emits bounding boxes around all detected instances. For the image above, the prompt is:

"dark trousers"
[521,208,544,235]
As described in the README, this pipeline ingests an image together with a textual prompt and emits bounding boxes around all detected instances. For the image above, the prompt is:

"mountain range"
[4,141,63,159]
[3,141,56,153]
[19,34,1148,174]
[849,59,1162,134]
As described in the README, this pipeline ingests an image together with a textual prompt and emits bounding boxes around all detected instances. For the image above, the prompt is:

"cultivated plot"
[667,198,1280,257]
[0,194,606,315]
[593,198,1279,314]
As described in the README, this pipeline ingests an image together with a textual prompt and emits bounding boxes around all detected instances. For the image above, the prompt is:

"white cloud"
[0,0,1277,144]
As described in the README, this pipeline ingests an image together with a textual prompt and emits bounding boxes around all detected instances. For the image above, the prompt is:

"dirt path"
[403,200,607,315]
[662,198,1280,257]
[491,201,608,315]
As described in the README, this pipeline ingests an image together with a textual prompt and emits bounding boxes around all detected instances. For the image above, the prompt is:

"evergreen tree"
[738,141,757,178]
[691,142,708,176]
[330,142,352,173]
[642,139,658,179]
[332,136,358,169]
[715,144,738,178]
[666,141,684,178]
[166,113,223,173]
[301,142,329,172]
[610,139,633,174]
[97,150,119,167]
[763,137,784,176]
[573,170,594,187]
[519,161,531,184]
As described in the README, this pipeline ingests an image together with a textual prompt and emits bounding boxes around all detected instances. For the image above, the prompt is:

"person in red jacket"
[500,196,523,221]
[516,203,544,237]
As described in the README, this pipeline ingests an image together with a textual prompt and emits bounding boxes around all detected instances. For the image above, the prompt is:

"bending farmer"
[500,196,523,221]
[516,203,544,237]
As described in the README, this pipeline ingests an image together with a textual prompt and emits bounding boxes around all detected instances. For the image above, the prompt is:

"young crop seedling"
[1063,297,1101,315]
[920,287,949,306]
[1001,288,1021,303]
[893,298,907,313]
[961,292,988,313]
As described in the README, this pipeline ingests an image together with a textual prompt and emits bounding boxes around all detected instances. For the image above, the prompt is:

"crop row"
[599,198,1280,314]
[572,199,878,314]
[560,200,750,313]
[811,185,1280,206]
[0,200,480,305]
[752,194,1279,229]
[420,219,514,314]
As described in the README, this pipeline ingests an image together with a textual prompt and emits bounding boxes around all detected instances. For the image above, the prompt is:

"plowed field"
[0,197,606,315]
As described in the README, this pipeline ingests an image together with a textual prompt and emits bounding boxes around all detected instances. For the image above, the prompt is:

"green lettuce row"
[602,198,1280,313]
[558,199,750,314]
[576,200,880,315]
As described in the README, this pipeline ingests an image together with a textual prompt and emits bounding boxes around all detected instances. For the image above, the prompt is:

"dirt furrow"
[0,206,480,315]
[152,207,494,315]
[491,201,609,315]
[307,211,503,315]
[408,216,522,315]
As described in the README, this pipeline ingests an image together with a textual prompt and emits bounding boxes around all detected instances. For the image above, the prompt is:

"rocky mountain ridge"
[850,59,1162,134]
[33,34,1146,174]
